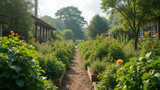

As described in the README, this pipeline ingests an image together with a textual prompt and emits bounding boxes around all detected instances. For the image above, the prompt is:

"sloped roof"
[32,15,56,30]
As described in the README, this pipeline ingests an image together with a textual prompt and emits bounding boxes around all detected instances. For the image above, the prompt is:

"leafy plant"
[90,60,107,74]
[37,54,66,80]
[115,52,160,90]
[0,34,57,89]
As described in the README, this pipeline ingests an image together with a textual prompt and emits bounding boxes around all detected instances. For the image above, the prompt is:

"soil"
[58,49,93,90]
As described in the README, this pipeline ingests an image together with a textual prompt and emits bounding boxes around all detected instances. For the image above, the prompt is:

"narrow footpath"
[58,49,93,90]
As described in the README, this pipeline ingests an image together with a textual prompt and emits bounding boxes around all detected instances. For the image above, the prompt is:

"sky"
[38,0,106,23]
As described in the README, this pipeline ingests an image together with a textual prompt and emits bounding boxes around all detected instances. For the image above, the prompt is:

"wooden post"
[35,24,38,40]
[0,24,2,37]
[157,16,160,38]
[46,29,47,41]
[40,26,42,39]
[43,27,45,41]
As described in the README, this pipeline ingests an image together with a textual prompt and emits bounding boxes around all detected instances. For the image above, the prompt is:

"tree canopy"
[55,6,87,39]
[63,29,74,40]
[101,0,160,50]
[87,14,109,39]
[0,0,34,41]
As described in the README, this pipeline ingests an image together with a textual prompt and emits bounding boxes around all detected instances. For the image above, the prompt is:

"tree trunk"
[134,34,138,51]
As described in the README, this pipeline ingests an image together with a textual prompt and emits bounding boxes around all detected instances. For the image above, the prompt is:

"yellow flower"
[148,30,151,33]
[16,33,18,35]
[97,34,99,36]
[115,40,118,42]
[144,31,147,34]
[151,46,155,48]
[116,59,123,64]
[12,33,15,35]
[10,31,14,33]
[56,40,59,42]
[120,46,123,48]
[155,33,159,36]
[104,42,107,44]
[113,38,116,40]
[41,43,45,45]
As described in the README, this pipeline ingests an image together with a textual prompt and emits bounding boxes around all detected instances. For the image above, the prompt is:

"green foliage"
[83,60,91,69]
[52,41,75,69]
[90,60,107,74]
[41,15,55,27]
[63,29,74,40]
[87,14,109,39]
[37,54,66,80]
[97,64,121,90]
[101,0,160,50]
[29,40,52,55]
[115,53,160,90]
[0,0,34,41]
[139,32,160,56]
[78,35,125,63]
[55,6,87,39]
[0,34,57,89]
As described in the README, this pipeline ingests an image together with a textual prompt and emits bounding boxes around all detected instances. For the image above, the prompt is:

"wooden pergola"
[32,15,56,41]
[0,15,6,37]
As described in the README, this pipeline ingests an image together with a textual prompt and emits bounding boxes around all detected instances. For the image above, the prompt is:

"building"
[139,16,160,38]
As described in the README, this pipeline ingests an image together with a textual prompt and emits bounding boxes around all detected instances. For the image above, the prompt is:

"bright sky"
[38,0,106,23]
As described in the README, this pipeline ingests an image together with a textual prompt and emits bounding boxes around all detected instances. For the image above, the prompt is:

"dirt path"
[58,49,93,90]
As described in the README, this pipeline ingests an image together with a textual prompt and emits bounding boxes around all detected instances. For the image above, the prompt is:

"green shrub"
[83,60,91,69]
[0,35,57,89]
[140,32,160,56]
[90,60,107,74]
[97,63,121,90]
[29,40,52,54]
[52,41,75,69]
[37,54,66,80]
[115,52,160,90]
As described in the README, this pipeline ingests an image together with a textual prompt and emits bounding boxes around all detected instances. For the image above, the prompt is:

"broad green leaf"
[10,65,22,73]
[16,80,24,87]
[142,73,151,80]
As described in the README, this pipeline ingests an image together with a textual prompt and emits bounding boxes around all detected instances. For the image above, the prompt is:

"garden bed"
[52,74,64,87]
[87,66,99,82]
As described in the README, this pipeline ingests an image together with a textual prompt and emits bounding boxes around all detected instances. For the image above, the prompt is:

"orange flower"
[148,30,151,33]
[41,43,45,45]
[56,39,59,42]
[16,33,18,35]
[151,46,155,48]
[10,31,14,33]
[113,38,116,40]
[115,40,118,42]
[34,39,36,41]
[116,59,123,64]
[104,42,107,44]
[120,46,123,48]
[24,41,26,43]
[155,33,159,36]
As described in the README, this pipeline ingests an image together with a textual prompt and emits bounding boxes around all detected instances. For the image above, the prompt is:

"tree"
[62,29,74,40]
[53,18,64,31]
[101,0,160,50]
[41,15,55,27]
[55,6,87,39]
[0,0,34,41]
[87,14,109,39]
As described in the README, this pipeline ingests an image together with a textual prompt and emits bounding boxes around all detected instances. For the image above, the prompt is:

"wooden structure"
[103,33,112,39]
[0,15,6,37]
[32,15,56,41]
[139,16,160,38]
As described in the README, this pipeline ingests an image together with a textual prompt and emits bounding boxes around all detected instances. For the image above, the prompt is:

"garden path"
[58,49,93,90]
